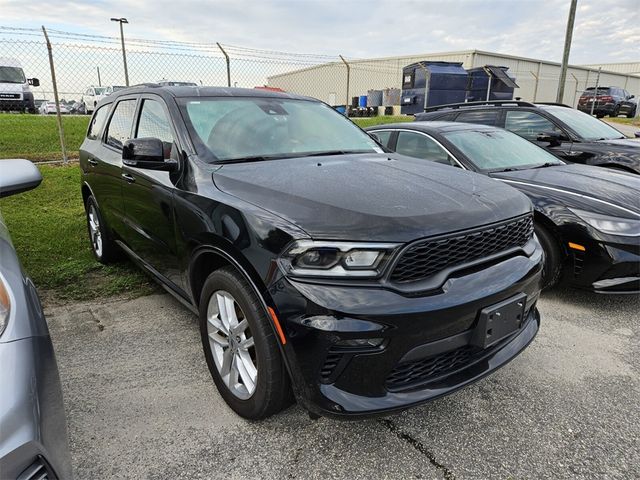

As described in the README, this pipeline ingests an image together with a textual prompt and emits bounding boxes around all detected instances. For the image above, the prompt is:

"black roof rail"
[536,102,571,108]
[422,100,536,113]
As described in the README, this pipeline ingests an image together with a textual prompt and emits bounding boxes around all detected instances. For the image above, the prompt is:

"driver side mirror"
[537,131,563,147]
[629,94,635,100]
[27,78,40,87]
[122,138,178,172]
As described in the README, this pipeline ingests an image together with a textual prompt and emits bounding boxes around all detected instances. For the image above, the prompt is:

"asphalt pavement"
[46,288,639,479]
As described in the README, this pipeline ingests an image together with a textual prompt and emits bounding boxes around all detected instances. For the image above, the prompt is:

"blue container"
[466,66,518,102]
[400,61,468,115]
[358,95,368,108]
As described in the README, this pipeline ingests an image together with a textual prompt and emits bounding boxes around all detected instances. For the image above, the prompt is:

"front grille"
[0,93,20,99]
[390,215,533,283]
[386,346,476,391]
[17,456,55,480]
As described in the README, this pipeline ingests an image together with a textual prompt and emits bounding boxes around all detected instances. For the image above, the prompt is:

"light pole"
[557,0,577,103]
[111,17,129,86]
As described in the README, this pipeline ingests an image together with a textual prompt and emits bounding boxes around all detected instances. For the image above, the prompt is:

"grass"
[608,116,640,127]
[0,113,89,161]
[0,164,155,303]
[352,116,412,128]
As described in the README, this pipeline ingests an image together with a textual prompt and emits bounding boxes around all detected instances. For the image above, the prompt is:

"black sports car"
[415,101,640,174]
[367,121,640,293]
[79,86,543,419]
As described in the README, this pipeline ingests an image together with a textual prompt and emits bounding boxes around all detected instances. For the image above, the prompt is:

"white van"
[0,57,39,113]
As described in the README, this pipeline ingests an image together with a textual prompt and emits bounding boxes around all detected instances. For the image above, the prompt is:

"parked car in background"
[105,85,126,96]
[38,100,69,115]
[81,85,108,113]
[0,160,72,479]
[416,101,640,174]
[367,121,640,293]
[68,100,87,115]
[0,57,39,113]
[577,86,636,118]
[79,85,543,419]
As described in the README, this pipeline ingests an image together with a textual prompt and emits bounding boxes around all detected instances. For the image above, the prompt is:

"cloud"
[0,0,637,63]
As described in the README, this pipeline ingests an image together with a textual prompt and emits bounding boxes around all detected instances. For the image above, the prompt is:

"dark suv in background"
[416,101,640,174]
[577,86,637,118]
[79,85,543,419]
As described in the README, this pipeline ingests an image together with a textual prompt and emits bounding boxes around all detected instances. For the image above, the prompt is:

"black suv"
[577,86,637,118]
[416,101,640,174]
[80,86,542,419]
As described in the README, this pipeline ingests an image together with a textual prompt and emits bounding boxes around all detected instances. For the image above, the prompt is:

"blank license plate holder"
[472,293,527,349]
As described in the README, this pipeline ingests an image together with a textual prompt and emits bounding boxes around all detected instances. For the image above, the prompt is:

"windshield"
[0,66,26,84]
[94,87,107,95]
[443,128,563,172]
[542,106,624,140]
[180,97,380,162]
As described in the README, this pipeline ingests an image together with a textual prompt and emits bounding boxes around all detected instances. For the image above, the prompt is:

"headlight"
[0,275,11,337]
[279,240,400,278]
[570,208,640,237]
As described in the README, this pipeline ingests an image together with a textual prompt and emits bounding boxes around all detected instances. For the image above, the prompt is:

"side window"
[395,131,453,165]
[505,110,563,141]
[136,99,174,143]
[371,130,392,147]
[85,88,92,96]
[456,110,499,126]
[105,99,137,150]
[87,105,110,140]
[436,112,457,121]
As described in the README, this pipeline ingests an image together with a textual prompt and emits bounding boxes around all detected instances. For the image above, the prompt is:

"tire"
[534,223,563,290]
[627,108,636,119]
[199,267,291,419]
[609,107,619,117]
[85,195,120,264]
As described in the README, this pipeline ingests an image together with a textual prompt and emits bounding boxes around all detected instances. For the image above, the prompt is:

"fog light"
[335,338,384,348]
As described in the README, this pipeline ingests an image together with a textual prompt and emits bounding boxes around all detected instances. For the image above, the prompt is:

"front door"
[120,95,181,287]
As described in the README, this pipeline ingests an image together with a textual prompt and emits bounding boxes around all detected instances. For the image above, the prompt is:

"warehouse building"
[579,61,640,77]
[267,49,640,108]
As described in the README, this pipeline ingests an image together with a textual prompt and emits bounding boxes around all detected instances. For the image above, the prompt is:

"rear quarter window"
[87,105,110,140]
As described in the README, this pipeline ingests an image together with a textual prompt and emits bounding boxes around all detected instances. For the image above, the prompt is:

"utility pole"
[557,0,577,103]
[97,66,101,86]
[590,67,601,116]
[111,17,129,86]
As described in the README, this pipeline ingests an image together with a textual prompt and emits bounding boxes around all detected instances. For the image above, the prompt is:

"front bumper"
[0,336,71,479]
[0,92,34,112]
[270,242,543,418]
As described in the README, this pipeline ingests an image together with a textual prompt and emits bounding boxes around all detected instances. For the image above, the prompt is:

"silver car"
[0,160,71,479]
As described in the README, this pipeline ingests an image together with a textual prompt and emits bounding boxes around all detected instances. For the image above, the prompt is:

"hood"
[595,138,640,149]
[212,153,531,242]
[492,164,640,216]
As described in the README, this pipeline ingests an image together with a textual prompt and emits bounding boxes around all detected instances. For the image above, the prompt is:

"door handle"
[121,173,136,183]
[87,157,98,166]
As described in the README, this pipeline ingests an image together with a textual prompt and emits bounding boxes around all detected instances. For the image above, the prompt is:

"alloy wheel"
[206,290,258,400]
[88,204,103,257]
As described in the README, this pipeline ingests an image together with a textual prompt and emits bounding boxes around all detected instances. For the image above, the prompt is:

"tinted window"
[456,110,498,126]
[505,111,563,141]
[106,99,137,149]
[87,105,109,140]
[395,131,454,165]
[436,113,457,121]
[136,99,173,143]
[371,130,392,147]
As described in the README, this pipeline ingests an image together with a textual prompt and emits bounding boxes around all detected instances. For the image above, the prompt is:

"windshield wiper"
[215,155,283,164]
[530,162,560,169]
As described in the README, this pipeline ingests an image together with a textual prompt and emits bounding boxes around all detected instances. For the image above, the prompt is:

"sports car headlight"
[279,240,400,278]
[570,208,640,237]
[0,274,11,337]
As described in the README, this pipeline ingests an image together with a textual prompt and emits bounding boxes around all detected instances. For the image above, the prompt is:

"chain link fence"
[2,25,638,162]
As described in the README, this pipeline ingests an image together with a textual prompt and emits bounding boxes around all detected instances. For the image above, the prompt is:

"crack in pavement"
[378,419,456,480]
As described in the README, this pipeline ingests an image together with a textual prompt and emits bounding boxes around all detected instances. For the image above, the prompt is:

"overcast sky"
[1,0,638,64]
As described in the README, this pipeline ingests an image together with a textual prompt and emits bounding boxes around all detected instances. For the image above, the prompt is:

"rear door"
[503,109,573,159]
[120,94,181,286]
